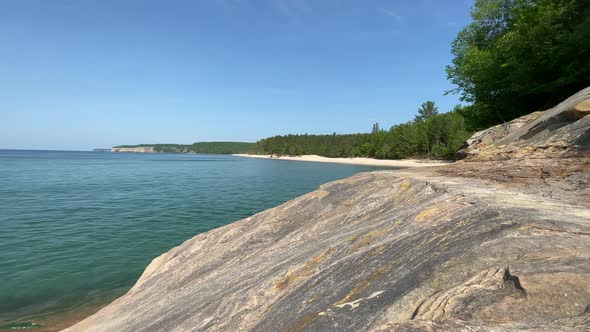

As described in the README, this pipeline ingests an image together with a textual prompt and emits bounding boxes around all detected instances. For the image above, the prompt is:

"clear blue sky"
[1,0,473,150]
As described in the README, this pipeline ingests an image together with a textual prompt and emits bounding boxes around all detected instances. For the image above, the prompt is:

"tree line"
[252,102,472,160]
[254,0,589,159]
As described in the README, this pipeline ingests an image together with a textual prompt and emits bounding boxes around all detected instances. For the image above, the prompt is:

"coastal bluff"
[110,142,255,154]
[111,146,156,153]
[68,89,589,331]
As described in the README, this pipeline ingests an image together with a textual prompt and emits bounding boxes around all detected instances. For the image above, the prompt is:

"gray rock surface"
[457,86,590,160]
[67,90,590,331]
[448,87,590,207]
[65,172,590,331]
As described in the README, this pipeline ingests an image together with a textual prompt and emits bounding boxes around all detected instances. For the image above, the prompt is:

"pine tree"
[415,101,439,121]
[371,122,380,134]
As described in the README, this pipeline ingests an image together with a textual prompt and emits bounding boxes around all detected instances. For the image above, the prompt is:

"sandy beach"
[233,154,451,168]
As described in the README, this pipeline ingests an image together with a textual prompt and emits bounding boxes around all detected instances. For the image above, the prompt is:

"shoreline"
[233,154,451,168]
[6,154,447,331]
[2,302,108,332]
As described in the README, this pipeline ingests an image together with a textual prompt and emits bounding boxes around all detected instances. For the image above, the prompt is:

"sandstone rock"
[66,168,590,331]
[455,111,543,160]
[456,87,590,160]
[447,87,590,207]
[67,90,590,331]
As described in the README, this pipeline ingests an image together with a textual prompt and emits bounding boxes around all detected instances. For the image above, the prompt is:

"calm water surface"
[0,150,383,328]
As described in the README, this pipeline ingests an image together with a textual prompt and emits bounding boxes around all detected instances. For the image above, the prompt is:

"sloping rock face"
[456,86,590,160]
[68,90,590,331]
[66,172,590,331]
[448,87,590,207]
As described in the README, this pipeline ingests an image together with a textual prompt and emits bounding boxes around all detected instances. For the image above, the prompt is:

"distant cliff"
[111,142,255,154]
[69,88,589,331]
[111,146,157,153]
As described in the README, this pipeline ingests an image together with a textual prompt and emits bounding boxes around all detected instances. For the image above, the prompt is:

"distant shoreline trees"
[254,0,589,159]
[252,102,472,160]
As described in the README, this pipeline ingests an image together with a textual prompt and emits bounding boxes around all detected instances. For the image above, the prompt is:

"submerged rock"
[67,89,590,331]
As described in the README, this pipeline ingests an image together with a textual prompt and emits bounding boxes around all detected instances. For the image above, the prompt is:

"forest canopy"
[446,0,590,130]
[252,106,472,160]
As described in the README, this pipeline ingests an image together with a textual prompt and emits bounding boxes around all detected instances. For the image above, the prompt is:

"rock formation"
[67,88,590,331]
[447,87,590,207]
[456,87,589,161]
[111,146,156,153]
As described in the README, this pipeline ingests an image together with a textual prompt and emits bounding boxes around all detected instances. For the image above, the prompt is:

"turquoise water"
[0,150,382,327]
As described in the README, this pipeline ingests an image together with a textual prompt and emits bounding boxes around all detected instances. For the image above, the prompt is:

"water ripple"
[0,150,382,326]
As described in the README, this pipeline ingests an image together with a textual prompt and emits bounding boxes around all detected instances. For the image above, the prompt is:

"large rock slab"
[457,86,590,160]
[67,89,590,331]
[448,87,590,207]
[66,170,590,331]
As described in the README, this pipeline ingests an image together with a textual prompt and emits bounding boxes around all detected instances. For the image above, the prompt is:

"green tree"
[375,144,392,159]
[415,101,439,121]
[447,0,590,129]
[252,106,474,160]
[371,122,381,134]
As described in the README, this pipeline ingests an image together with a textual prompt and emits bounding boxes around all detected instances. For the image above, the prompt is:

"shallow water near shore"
[0,150,384,329]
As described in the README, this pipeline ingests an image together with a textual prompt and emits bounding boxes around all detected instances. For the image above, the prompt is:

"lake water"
[0,150,383,329]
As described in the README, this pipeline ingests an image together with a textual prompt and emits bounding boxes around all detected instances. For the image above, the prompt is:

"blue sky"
[1,0,474,150]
